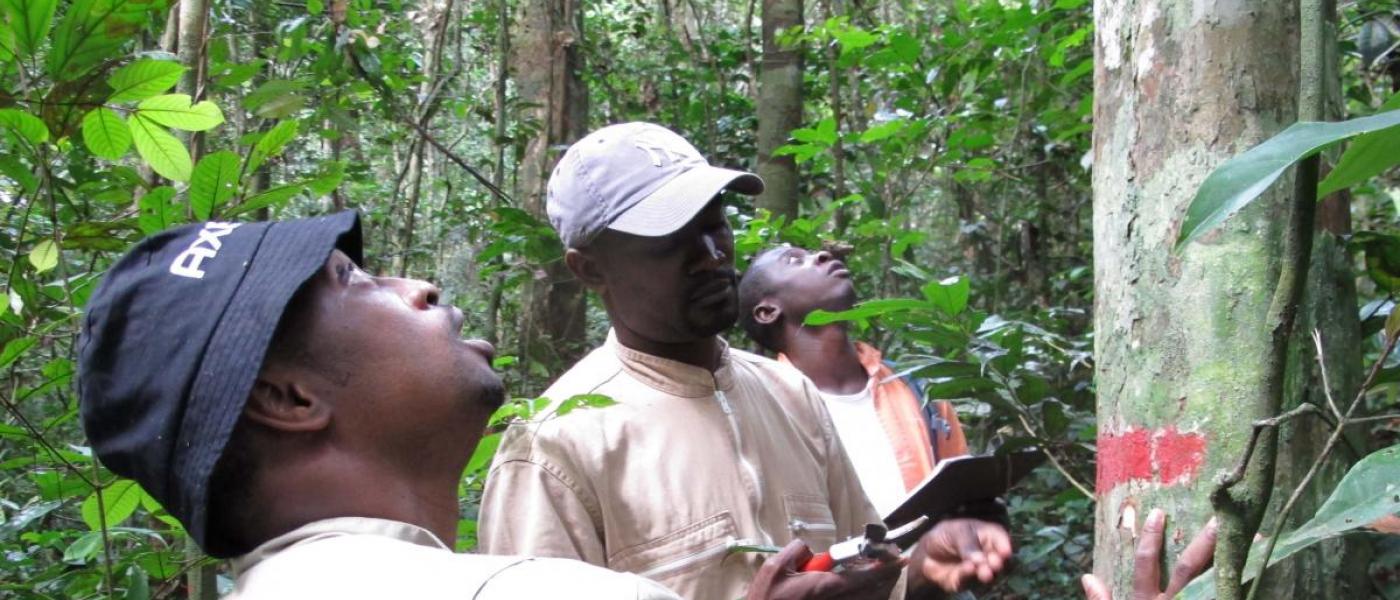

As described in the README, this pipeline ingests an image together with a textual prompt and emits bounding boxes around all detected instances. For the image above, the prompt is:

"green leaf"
[214,59,265,87]
[1176,108,1400,251]
[244,79,306,119]
[247,119,299,172]
[136,94,225,131]
[48,0,169,81]
[63,531,104,563]
[80,479,142,530]
[307,0,322,14]
[81,108,132,159]
[922,276,970,316]
[0,108,50,144]
[0,500,61,539]
[834,26,877,51]
[124,565,151,600]
[464,432,500,476]
[0,155,38,194]
[28,239,58,273]
[806,298,932,325]
[128,114,192,181]
[860,119,907,144]
[2,0,57,58]
[227,183,303,217]
[1180,444,1400,600]
[1317,93,1400,196]
[0,336,37,368]
[305,161,345,198]
[189,151,240,220]
[106,59,184,102]
[136,186,178,235]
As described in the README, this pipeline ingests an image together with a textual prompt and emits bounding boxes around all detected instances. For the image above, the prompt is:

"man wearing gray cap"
[478,123,1011,600]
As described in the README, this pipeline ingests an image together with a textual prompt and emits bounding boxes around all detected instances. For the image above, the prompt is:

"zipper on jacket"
[714,390,772,545]
[637,535,742,579]
[789,519,837,535]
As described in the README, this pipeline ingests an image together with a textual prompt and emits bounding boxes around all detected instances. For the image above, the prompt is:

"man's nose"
[387,277,441,310]
[700,233,728,264]
[811,250,833,266]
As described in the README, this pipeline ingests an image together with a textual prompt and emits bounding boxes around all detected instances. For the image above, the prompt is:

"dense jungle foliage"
[0,0,1398,597]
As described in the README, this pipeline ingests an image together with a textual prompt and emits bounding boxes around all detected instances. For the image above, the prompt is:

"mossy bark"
[1091,0,1299,595]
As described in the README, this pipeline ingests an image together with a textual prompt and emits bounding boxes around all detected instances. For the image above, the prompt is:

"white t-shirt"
[819,381,907,516]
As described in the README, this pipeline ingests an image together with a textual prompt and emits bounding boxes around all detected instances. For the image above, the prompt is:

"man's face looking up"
[275,249,505,468]
[752,245,858,317]
[575,195,739,345]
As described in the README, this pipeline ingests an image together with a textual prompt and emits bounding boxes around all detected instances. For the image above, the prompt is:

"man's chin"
[689,305,739,338]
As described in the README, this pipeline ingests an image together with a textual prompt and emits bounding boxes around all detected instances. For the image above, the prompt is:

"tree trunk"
[395,0,454,276]
[1258,0,1370,596]
[754,0,802,220]
[1091,0,1304,596]
[514,0,589,372]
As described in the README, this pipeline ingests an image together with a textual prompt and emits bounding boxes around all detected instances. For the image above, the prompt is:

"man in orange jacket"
[738,245,970,517]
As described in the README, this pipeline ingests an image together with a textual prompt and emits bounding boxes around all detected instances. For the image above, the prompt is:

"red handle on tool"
[799,551,836,572]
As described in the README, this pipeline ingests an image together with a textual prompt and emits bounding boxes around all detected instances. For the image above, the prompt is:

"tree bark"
[1090,0,1302,596]
[1257,0,1369,596]
[514,0,589,371]
[754,0,802,220]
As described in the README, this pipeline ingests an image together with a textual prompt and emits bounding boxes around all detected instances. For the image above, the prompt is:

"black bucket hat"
[77,211,361,555]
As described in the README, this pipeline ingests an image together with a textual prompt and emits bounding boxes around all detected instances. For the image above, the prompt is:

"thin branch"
[1243,329,1400,600]
[1311,329,1343,420]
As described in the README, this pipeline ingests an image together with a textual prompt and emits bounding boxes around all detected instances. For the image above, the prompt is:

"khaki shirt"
[228,517,680,599]
[479,332,885,600]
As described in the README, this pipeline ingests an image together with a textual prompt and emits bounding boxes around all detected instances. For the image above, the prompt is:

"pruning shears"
[798,517,931,572]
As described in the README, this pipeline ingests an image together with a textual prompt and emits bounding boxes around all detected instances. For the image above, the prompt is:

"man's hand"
[907,518,1013,595]
[1080,508,1218,600]
[747,539,904,600]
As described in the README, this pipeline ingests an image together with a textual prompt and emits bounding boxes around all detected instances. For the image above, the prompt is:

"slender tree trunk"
[1091,1,1304,597]
[514,0,589,372]
[396,0,454,276]
[755,0,802,219]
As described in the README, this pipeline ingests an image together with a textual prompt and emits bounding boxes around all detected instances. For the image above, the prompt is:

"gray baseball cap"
[546,122,764,248]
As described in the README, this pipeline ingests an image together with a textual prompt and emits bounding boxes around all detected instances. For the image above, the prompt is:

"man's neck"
[245,454,462,552]
[781,323,869,395]
[613,325,726,372]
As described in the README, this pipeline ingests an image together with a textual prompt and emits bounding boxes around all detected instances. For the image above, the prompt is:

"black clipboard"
[882,449,1047,528]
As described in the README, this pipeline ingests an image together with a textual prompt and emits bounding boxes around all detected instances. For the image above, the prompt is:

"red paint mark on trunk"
[1097,427,1206,494]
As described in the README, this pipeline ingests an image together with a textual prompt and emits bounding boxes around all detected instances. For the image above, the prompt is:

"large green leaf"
[806,298,932,325]
[79,479,142,531]
[106,59,184,103]
[1317,93,1400,197]
[28,239,58,273]
[1179,444,1400,600]
[47,0,168,81]
[189,151,240,220]
[246,119,299,172]
[1176,109,1400,251]
[1,0,57,58]
[137,186,177,235]
[135,94,224,131]
[227,183,303,217]
[127,114,191,181]
[0,108,50,144]
[81,108,131,159]
[922,275,970,316]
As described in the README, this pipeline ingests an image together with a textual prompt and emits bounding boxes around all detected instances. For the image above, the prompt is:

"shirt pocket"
[784,493,839,552]
[608,511,740,583]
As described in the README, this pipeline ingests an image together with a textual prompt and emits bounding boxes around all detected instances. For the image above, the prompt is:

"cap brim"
[608,165,764,238]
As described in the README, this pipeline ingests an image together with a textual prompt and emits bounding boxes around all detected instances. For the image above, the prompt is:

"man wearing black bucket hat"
[77,211,685,598]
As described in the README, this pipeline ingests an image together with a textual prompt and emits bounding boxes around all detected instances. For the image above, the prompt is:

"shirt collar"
[607,329,734,397]
[232,517,450,575]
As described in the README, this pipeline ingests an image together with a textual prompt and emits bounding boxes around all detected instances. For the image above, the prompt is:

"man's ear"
[565,247,606,290]
[753,299,782,326]
[243,367,331,433]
